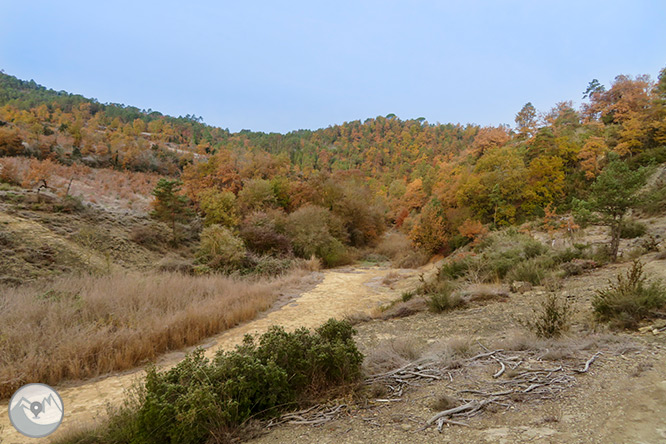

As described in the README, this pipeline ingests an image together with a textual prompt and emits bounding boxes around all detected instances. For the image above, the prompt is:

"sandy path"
[0,265,427,443]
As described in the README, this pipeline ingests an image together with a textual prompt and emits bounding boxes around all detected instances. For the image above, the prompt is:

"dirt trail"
[0,265,429,444]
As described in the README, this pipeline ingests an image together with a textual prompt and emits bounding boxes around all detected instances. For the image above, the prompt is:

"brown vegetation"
[0,270,307,398]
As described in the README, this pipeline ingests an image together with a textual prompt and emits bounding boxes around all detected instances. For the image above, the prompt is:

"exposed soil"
[249,255,666,444]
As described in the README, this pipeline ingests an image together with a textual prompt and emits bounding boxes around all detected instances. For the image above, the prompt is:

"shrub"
[197,188,238,227]
[506,258,547,286]
[0,159,21,185]
[523,239,548,258]
[131,320,362,443]
[552,246,585,264]
[130,224,168,249]
[519,293,571,338]
[593,260,666,329]
[244,255,294,277]
[425,280,464,313]
[286,205,350,266]
[560,259,597,277]
[438,258,471,280]
[237,179,277,214]
[239,211,292,256]
[620,219,647,239]
[197,225,246,270]
[401,291,414,302]
[54,194,85,213]
[375,231,412,260]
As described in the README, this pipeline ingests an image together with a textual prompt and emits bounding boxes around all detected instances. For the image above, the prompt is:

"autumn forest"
[1,68,665,270]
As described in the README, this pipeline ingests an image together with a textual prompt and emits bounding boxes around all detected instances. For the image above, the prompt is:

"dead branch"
[437,417,470,431]
[467,349,504,361]
[574,352,602,373]
[492,358,506,378]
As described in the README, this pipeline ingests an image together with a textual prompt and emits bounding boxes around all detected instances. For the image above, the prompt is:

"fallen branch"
[492,359,506,378]
[468,350,504,361]
[574,352,602,374]
[437,417,470,431]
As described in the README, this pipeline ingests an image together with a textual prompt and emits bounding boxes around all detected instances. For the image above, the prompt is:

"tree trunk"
[610,217,622,262]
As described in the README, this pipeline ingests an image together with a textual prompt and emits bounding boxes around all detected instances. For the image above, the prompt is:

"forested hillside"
[1,68,665,268]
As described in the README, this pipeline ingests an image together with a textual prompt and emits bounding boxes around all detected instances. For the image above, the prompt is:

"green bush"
[593,260,666,329]
[551,246,586,264]
[522,239,548,259]
[425,280,464,313]
[519,293,571,338]
[286,205,351,267]
[620,219,647,239]
[506,258,550,285]
[438,258,471,280]
[197,188,238,227]
[126,319,362,444]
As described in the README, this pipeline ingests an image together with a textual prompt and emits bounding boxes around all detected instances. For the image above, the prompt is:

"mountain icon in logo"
[8,383,64,438]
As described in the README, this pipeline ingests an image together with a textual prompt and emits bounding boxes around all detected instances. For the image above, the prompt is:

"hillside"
[1,68,666,444]
[1,68,666,273]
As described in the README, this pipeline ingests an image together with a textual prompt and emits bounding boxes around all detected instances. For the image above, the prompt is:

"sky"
[1,1,665,133]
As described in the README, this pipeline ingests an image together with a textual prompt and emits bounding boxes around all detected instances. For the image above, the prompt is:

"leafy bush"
[593,260,666,329]
[239,211,292,256]
[620,219,647,239]
[197,224,246,270]
[237,178,277,214]
[197,188,238,227]
[286,205,351,267]
[438,257,471,280]
[132,319,362,443]
[519,293,571,338]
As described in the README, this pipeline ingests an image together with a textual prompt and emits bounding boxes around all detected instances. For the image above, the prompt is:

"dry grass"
[375,231,429,268]
[0,270,307,398]
[364,337,423,374]
[494,331,634,359]
[462,283,509,303]
[425,336,474,363]
[374,296,428,320]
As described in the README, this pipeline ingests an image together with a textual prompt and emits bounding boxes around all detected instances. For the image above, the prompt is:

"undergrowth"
[518,293,572,338]
[593,260,666,329]
[54,319,363,444]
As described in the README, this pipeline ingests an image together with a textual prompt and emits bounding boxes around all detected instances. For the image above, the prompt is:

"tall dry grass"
[0,270,307,398]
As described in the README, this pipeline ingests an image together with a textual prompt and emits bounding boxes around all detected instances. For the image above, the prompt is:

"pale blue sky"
[1,1,664,133]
